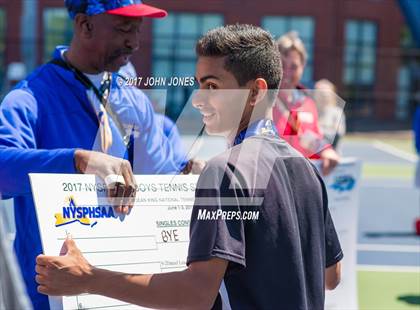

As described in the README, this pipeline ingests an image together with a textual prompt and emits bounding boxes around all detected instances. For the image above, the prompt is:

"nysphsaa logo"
[55,196,115,228]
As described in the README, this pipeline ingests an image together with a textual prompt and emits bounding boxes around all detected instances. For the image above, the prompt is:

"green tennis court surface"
[358,270,420,309]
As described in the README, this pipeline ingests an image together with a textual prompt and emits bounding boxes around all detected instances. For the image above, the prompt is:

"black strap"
[49,58,107,103]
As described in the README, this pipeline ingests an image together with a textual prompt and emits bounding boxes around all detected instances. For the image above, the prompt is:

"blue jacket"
[414,106,420,155]
[0,47,182,309]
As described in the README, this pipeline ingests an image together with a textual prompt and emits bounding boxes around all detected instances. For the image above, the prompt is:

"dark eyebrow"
[196,75,220,84]
[114,18,143,28]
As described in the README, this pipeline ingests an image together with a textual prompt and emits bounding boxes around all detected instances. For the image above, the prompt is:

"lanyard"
[233,119,279,147]
[56,55,111,106]
[50,57,134,152]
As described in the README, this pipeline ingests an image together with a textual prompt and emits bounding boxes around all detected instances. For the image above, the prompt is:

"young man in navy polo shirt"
[36,24,342,309]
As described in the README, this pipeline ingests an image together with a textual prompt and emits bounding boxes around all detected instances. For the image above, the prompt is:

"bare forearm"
[86,267,211,310]
[36,242,226,308]
[325,262,341,290]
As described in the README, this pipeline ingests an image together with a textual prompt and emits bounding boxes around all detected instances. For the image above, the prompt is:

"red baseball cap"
[106,1,167,18]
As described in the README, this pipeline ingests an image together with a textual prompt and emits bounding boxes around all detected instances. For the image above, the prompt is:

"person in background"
[314,79,346,151]
[273,31,340,175]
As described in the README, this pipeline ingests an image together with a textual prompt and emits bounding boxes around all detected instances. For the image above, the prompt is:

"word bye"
[161,229,179,243]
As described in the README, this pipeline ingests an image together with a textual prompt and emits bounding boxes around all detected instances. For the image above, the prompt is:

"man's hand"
[36,238,93,296]
[74,150,136,214]
[319,148,340,176]
[181,159,206,175]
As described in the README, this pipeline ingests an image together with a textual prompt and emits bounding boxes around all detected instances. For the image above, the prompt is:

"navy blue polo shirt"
[187,134,343,309]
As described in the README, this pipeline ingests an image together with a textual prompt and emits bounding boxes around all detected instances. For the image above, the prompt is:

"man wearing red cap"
[0,1,183,309]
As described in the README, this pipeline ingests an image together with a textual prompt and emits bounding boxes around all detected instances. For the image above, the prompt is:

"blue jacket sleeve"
[414,106,420,155]
[0,89,77,197]
[130,91,183,174]
[165,116,188,170]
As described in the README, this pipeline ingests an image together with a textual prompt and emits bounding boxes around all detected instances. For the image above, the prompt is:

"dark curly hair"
[196,24,282,100]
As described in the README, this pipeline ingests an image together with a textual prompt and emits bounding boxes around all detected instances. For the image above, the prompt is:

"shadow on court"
[397,295,420,305]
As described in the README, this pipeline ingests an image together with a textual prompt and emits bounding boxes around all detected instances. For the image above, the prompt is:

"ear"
[74,14,93,38]
[248,78,268,107]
